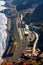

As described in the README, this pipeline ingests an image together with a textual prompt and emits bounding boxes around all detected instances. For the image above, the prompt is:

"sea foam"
[0,1,7,63]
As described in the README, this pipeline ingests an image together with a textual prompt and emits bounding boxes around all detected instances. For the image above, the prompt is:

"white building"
[24,24,29,36]
[25,24,29,30]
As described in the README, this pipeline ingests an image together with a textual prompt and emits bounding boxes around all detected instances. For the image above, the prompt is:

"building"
[24,24,29,36]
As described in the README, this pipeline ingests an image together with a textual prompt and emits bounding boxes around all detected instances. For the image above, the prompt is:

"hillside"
[12,0,26,5]
[31,4,43,24]
[23,4,43,24]
[16,0,43,11]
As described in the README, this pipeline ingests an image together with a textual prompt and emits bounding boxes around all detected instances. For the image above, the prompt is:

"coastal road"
[32,32,39,54]
[10,13,38,62]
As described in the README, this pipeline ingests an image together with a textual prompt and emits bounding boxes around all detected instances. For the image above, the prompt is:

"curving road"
[8,13,39,62]
[32,31,39,55]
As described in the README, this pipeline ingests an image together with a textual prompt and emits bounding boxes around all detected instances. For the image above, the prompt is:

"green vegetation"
[23,13,31,24]
[11,19,20,43]
[16,57,43,65]
[36,57,43,65]
[1,56,43,65]
[28,41,34,47]
[23,4,43,25]
[28,37,36,47]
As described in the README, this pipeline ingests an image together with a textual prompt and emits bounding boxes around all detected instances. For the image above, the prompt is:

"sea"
[0,1,7,62]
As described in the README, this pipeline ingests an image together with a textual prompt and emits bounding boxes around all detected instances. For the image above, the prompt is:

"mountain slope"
[23,4,43,24]
[31,4,43,24]
[12,0,26,5]
[16,0,43,11]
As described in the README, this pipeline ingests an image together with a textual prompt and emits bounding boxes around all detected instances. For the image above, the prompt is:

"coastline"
[0,1,8,64]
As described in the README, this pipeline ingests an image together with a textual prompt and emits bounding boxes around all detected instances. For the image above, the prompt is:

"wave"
[0,1,7,63]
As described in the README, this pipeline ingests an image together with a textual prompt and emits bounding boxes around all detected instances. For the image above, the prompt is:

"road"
[7,13,39,62]
[16,19,23,40]
[32,32,39,54]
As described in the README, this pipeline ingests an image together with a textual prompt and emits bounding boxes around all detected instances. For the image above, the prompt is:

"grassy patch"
[11,19,20,43]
